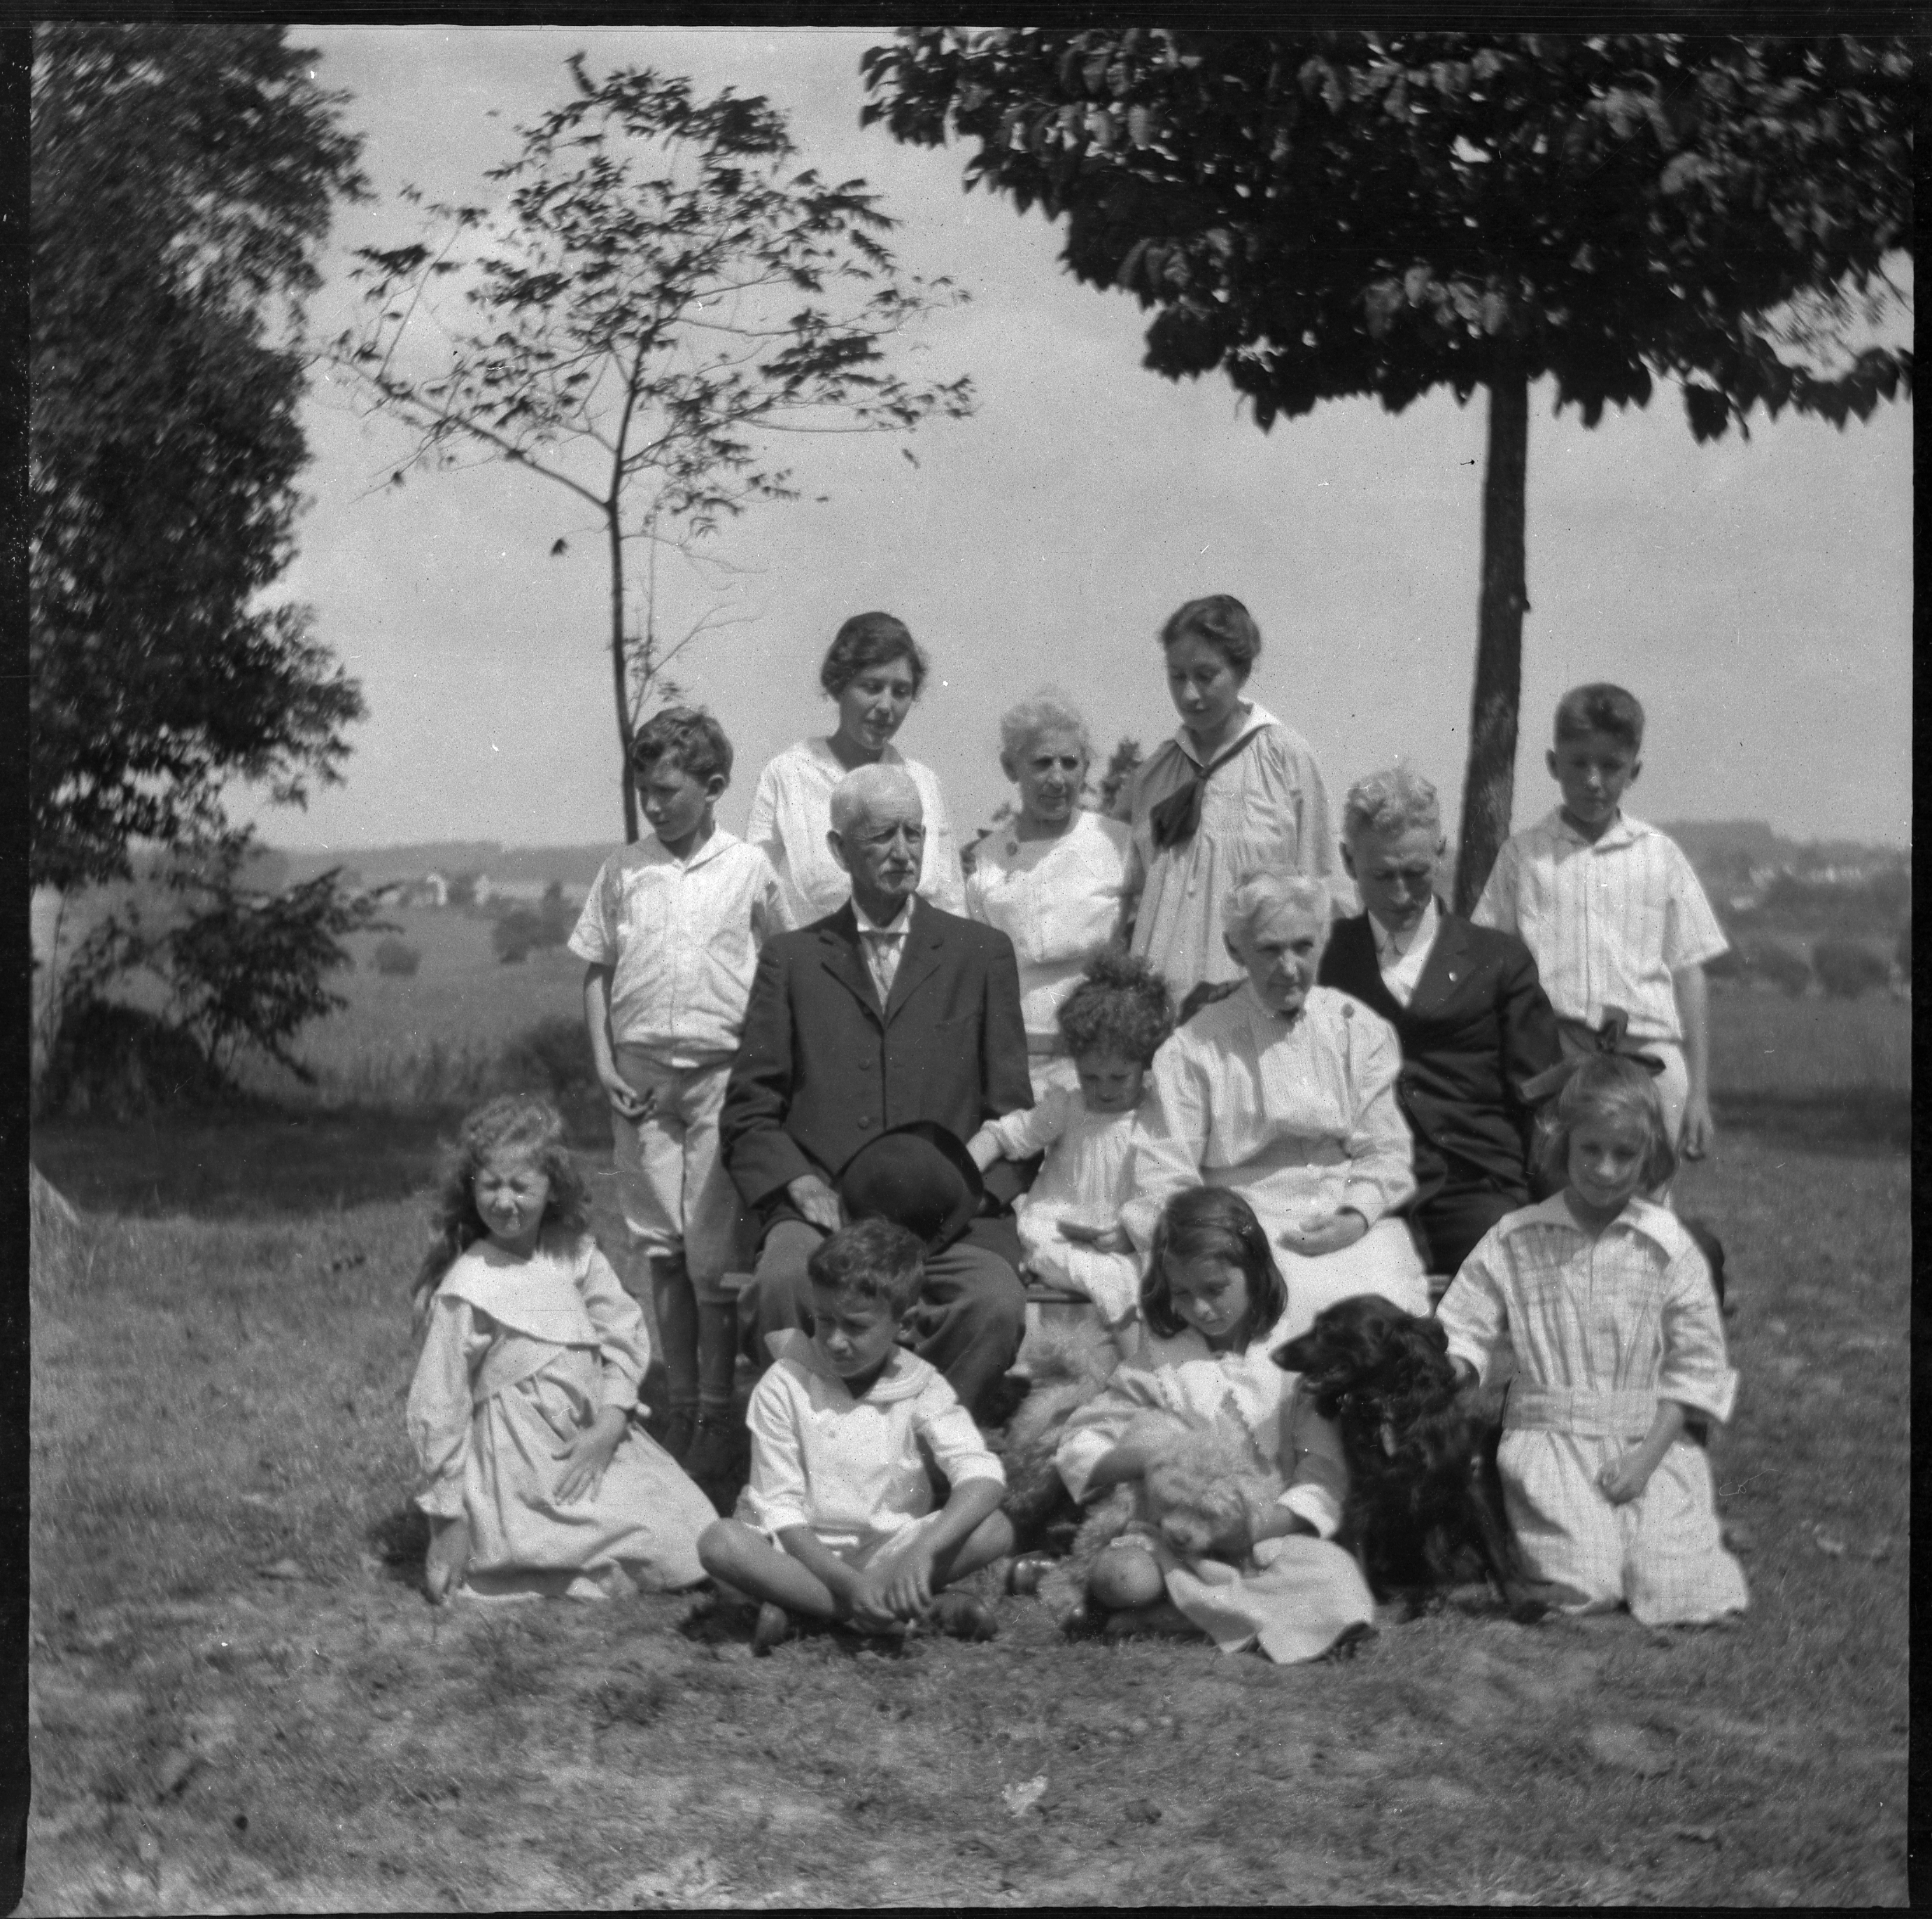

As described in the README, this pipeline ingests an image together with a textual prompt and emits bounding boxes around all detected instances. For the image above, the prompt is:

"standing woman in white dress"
[746,612,966,929]
[964,691,1134,1095]
[1115,595,1343,1010]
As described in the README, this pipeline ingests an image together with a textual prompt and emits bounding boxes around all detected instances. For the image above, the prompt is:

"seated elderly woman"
[965,689,1134,1095]
[1122,873,1430,1342]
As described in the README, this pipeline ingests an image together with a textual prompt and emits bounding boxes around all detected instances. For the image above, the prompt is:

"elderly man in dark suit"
[1318,768,1563,1280]
[721,764,1034,1417]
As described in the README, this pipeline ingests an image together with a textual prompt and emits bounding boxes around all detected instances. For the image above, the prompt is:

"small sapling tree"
[339,57,977,843]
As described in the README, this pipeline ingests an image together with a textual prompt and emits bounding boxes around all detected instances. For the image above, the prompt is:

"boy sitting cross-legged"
[698,1218,1015,1652]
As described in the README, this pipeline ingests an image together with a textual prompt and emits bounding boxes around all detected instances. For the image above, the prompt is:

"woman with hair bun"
[746,612,966,928]
[965,689,1134,1095]
[1115,595,1342,1006]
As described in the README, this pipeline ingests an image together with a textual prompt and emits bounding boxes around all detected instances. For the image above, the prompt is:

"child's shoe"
[927,1592,999,1641]
[1007,1552,1056,1597]
[750,1602,795,1657]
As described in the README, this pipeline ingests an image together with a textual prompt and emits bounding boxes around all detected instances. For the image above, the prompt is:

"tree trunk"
[1453,363,1530,916]
[607,505,639,844]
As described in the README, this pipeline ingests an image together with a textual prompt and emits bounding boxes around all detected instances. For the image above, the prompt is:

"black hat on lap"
[837,1121,982,1251]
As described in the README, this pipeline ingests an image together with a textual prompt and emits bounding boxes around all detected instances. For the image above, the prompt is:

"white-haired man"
[1122,871,1430,1341]
[1318,768,1561,1278]
[721,765,1034,1417]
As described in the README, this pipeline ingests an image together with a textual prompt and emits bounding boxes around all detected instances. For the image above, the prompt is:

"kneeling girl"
[1054,1187,1376,1661]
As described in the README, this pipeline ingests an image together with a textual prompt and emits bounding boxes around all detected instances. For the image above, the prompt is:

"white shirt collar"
[1549,806,1644,852]
[854,897,913,936]
[1171,699,1278,769]
[1371,895,1438,962]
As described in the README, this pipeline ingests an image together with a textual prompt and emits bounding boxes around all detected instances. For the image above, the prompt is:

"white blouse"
[964,808,1134,1047]
[745,736,966,929]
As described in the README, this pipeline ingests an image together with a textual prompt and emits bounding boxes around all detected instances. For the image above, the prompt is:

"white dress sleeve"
[406,1292,491,1519]
[745,760,797,930]
[1339,1011,1418,1225]
[577,1241,649,1414]
[1656,1238,1738,1423]
[984,1086,1073,1162]
[1276,1389,1349,1540]
[1122,1038,1211,1253]
[1434,1232,1513,1385]
[1054,1360,1169,1504]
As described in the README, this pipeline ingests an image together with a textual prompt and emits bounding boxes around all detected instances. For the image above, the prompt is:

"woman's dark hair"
[1141,1186,1288,1348]
[819,612,928,699]
[1158,594,1262,678]
[1057,950,1174,1067]
[411,1093,590,1331]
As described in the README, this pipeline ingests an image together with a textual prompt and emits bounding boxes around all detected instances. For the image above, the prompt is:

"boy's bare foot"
[1008,1552,1056,1597]
[751,1602,794,1657]
[425,1517,470,1605]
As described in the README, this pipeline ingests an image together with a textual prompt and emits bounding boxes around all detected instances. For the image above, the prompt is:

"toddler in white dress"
[968,950,1173,1356]
[1437,1056,1747,1626]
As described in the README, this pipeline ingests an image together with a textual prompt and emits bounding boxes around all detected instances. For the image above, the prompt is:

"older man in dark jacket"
[1318,768,1562,1279]
[722,764,1034,1416]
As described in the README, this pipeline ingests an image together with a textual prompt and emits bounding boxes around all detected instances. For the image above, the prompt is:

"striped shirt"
[1471,810,1727,1043]
[567,829,783,1067]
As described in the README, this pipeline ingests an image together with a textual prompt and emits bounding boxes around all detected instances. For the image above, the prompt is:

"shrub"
[37,999,232,1120]
[493,908,544,964]
[1812,939,1890,1001]
[498,1014,598,1100]
[372,937,422,978]
[1746,940,1813,997]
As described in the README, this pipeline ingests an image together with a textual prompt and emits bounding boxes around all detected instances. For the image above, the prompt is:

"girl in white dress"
[1437,1057,1748,1626]
[407,1095,717,1604]
[1052,1188,1378,1662]
[1114,595,1344,1008]
[967,950,1171,1354]
[745,612,965,928]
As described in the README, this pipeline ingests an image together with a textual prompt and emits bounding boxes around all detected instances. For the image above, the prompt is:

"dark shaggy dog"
[1274,1295,1544,1621]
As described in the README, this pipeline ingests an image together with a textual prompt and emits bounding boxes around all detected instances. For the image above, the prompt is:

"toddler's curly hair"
[1057,949,1174,1067]
[411,1093,590,1330]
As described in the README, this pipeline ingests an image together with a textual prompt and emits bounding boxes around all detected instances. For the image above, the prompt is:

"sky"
[237,26,1915,856]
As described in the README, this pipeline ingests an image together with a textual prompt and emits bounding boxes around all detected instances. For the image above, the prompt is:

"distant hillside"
[276,841,617,888]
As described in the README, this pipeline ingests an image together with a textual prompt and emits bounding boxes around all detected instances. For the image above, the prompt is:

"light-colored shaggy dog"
[998,1312,1122,1539]
[1035,1398,1289,1629]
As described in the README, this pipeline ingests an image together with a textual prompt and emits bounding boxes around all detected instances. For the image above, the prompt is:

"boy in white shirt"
[698,1219,1015,1652]
[1472,683,1728,1160]
[570,708,783,1477]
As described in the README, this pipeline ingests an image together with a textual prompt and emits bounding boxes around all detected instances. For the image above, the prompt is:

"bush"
[493,908,544,964]
[498,1014,597,1100]
[37,999,232,1120]
[1746,940,1813,997]
[372,937,422,978]
[1812,939,1890,1001]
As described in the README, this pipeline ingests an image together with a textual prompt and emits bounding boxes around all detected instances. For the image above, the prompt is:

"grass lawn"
[22,992,1910,1909]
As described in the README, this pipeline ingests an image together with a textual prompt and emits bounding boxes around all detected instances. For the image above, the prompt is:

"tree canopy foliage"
[31,23,369,892]
[862,30,1913,904]
[339,57,977,841]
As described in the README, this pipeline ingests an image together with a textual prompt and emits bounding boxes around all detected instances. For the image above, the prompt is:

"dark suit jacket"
[721,897,1036,1225]
[1318,904,1560,1208]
